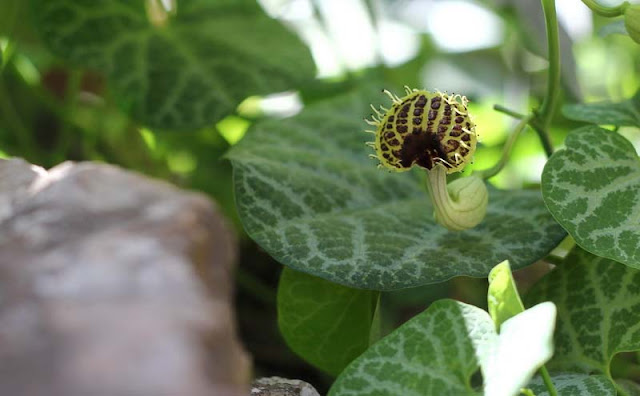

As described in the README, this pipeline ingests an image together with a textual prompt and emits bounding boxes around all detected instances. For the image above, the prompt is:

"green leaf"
[32,0,314,130]
[525,247,640,376]
[528,373,615,396]
[329,299,556,396]
[277,267,377,376]
[563,91,640,127]
[229,89,566,290]
[488,260,525,330]
[329,299,491,396]
[541,126,640,269]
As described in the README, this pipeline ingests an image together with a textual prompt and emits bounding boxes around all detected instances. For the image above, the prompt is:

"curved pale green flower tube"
[425,164,488,231]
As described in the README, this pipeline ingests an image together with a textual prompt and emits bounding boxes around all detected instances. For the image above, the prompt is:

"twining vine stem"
[538,0,560,123]
[493,104,526,120]
[484,0,560,178]
[580,0,629,17]
[535,1,560,394]
[476,114,533,180]
[532,0,559,158]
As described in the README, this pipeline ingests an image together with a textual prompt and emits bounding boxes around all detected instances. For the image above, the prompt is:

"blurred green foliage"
[3,0,639,223]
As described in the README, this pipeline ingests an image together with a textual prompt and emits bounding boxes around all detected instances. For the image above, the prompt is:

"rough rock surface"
[0,159,250,396]
[251,377,321,396]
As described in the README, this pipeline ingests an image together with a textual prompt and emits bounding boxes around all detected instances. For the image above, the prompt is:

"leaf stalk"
[539,366,558,396]
[475,114,533,180]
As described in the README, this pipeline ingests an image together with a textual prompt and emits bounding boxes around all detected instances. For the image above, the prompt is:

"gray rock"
[0,160,250,396]
[251,377,321,396]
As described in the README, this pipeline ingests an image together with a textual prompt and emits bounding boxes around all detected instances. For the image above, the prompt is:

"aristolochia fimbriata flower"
[366,87,488,231]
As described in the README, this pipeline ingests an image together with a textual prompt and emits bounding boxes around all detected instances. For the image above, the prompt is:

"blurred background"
[1,0,639,392]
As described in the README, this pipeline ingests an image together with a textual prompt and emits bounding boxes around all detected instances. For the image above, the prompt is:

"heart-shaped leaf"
[528,373,615,396]
[32,0,315,130]
[563,91,640,127]
[542,126,640,268]
[328,299,556,396]
[525,247,640,377]
[277,267,378,376]
[229,89,566,290]
[330,299,489,396]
